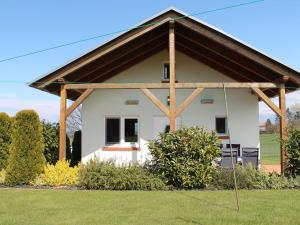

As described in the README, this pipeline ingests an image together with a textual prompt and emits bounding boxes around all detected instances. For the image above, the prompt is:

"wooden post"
[59,85,67,160]
[279,84,287,174]
[169,20,176,131]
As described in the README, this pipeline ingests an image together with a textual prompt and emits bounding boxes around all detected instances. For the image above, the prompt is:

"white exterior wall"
[82,50,259,163]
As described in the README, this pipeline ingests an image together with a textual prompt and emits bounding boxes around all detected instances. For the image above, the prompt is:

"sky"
[0,0,299,122]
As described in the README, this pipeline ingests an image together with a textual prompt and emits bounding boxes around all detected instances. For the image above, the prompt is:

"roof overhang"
[29,8,300,100]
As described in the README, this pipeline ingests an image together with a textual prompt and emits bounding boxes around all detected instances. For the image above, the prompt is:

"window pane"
[106,118,120,143]
[216,117,226,134]
[163,63,170,80]
[125,119,138,142]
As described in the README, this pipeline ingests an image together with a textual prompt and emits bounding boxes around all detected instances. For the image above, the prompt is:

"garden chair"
[242,148,259,169]
[226,144,241,156]
[221,149,238,168]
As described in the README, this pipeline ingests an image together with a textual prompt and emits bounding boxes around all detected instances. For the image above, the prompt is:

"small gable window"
[163,63,170,80]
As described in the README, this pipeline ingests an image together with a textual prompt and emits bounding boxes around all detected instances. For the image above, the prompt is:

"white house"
[30,8,300,172]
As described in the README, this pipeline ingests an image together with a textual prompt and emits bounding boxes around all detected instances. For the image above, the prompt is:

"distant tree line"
[264,104,300,134]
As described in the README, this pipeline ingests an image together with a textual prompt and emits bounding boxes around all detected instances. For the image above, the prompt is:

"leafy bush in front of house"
[5,110,46,185]
[285,128,300,178]
[78,159,168,190]
[71,130,81,167]
[42,121,71,164]
[32,160,80,186]
[147,127,221,189]
[210,164,298,190]
[0,112,12,170]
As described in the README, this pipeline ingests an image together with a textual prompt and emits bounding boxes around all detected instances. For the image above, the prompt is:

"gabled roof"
[30,7,300,100]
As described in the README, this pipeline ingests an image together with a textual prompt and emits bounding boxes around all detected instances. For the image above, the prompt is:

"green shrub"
[71,130,81,167]
[148,126,221,189]
[42,121,71,164]
[0,112,12,170]
[285,128,300,178]
[210,165,298,190]
[32,160,80,186]
[5,110,46,185]
[0,170,5,184]
[78,159,168,190]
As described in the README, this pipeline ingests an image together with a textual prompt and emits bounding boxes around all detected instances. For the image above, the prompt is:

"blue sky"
[0,0,299,122]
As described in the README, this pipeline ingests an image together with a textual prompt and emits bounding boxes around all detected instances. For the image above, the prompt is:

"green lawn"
[260,133,280,165]
[0,189,300,225]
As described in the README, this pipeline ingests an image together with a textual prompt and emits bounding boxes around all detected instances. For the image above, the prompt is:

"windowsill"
[218,135,229,140]
[102,146,141,151]
[161,80,178,83]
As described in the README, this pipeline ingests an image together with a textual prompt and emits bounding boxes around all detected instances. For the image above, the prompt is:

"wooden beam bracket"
[175,88,204,117]
[251,87,282,117]
[141,88,169,117]
[66,88,94,117]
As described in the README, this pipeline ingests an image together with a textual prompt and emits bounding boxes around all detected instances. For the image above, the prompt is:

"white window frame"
[215,116,227,135]
[105,116,139,147]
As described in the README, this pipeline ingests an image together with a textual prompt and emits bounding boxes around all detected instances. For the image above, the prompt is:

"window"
[125,118,138,142]
[106,118,120,144]
[216,117,227,134]
[105,117,139,145]
[163,63,170,80]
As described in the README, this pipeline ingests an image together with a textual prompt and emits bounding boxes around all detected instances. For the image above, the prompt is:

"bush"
[0,170,5,184]
[78,159,168,190]
[148,126,221,189]
[5,110,46,185]
[285,128,300,178]
[0,112,12,170]
[210,165,298,190]
[71,130,81,167]
[42,121,71,164]
[32,160,80,186]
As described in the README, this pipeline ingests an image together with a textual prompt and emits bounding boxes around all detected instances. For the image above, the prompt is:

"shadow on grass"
[175,191,237,212]
[177,217,204,225]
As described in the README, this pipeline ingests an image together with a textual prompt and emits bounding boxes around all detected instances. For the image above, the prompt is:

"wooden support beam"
[141,88,169,117]
[65,82,279,90]
[175,83,279,89]
[59,85,67,160]
[169,21,176,131]
[66,89,94,117]
[279,84,287,174]
[251,87,282,117]
[175,88,204,117]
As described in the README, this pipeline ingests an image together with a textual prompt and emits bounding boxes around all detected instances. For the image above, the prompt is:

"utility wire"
[223,84,240,212]
[0,0,265,64]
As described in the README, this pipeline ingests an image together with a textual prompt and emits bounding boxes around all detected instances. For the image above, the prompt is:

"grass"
[260,133,280,165]
[0,189,300,225]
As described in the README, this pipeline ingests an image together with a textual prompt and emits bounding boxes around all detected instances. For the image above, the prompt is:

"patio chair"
[226,144,241,156]
[221,150,238,168]
[242,147,259,169]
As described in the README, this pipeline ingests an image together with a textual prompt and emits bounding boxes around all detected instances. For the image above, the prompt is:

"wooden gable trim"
[39,17,172,88]
[176,19,300,84]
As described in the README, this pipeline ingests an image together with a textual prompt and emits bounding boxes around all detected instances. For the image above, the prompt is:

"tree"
[285,128,300,178]
[5,110,45,185]
[67,107,82,137]
[71,130,81,167]
[265,119,273,133]
[42,121,59,164]
[42,120,71,164]
[0,112,12,170]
